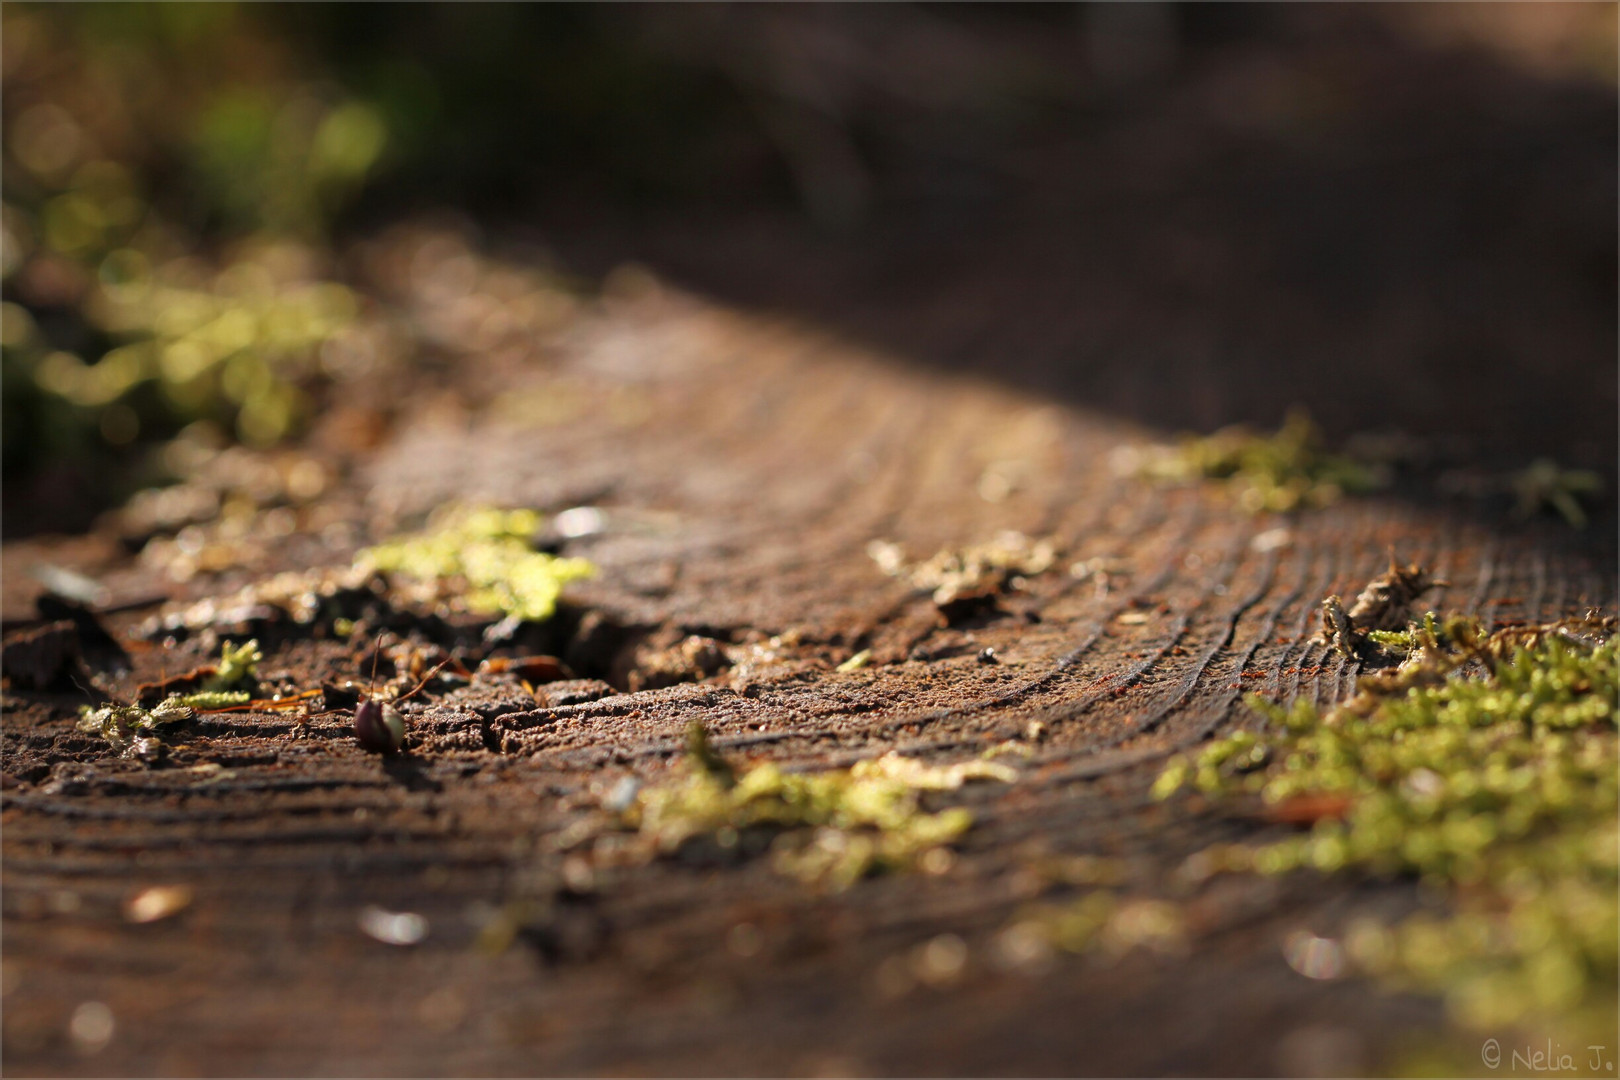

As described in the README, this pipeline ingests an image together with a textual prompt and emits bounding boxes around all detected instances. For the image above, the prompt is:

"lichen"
[624,724,1014,890]
[77,697,194,751]
[1125,408,1385,513]
[1155,612,1617,1047]
[358,506,594,623]
[78,650,257,749]
[867,530,1058,605]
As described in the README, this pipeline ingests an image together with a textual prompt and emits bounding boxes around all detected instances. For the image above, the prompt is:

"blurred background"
[3,2,1615,538]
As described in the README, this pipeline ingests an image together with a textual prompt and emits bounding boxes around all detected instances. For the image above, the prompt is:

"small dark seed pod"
[354,699,406,754]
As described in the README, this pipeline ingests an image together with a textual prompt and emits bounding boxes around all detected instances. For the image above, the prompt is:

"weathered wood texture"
[4,286,1613,1075]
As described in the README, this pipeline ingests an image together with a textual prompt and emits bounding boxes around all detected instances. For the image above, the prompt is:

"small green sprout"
[78,637,266,752]
[204,638,262,691]
[1363,627,1416,653]
[359,506,594,623]
[1128,409,1385,513]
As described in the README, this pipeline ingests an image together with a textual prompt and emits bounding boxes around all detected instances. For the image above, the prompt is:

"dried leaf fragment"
[1318,557,1444,654]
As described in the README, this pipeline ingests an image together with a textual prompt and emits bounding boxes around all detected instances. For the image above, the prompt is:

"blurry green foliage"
[0,1,1063,524]
[1003,892,1188,960]
[1,2,389,501]
[0,1,771,514]
[1131,408,1387,513]
[3,244,361,469]
[190,90,387,237]
[1510,458,1604,528]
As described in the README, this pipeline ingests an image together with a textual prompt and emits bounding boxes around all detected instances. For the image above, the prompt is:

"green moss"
[626,727,1014,890]
[204,638,261,691]
[77,697,193,751]
[1363,627,1417,653]
[172,689,251,709]
[1012,891,1119,954]
[1129,408,1385,513]
[1156,614,1617,1047]
[80,647,259,747]
[684,718,736,786]
[1347,881,1616,1042]
[358,506,594,623]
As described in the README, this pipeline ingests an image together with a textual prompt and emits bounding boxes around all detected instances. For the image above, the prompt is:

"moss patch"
[358,506,594,623]
[77,697,193,752]
[1126,409,1385,513]
[207,638,262,690]
[1155,612,1617,1047]
[625,723,1015,890]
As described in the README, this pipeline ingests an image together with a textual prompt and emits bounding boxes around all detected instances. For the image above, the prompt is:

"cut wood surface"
[4,280,1614,1075]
